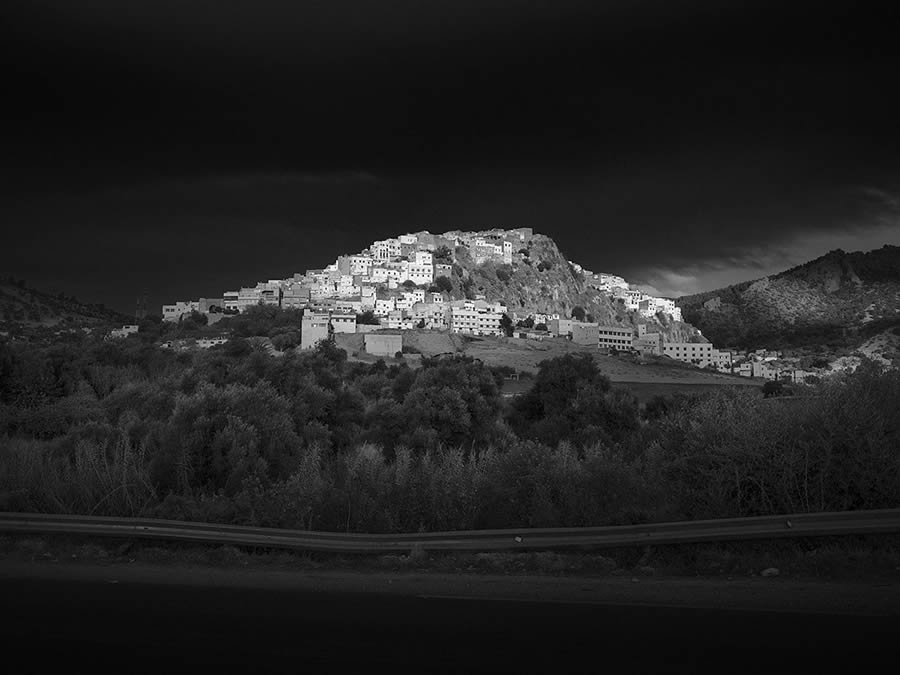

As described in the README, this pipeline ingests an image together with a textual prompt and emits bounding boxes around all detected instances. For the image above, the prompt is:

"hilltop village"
[156,228,790,380]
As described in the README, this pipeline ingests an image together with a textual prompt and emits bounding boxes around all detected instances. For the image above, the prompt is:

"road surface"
[2,563,898,673]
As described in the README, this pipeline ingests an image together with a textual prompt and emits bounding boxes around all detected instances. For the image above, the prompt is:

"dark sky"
[3,0,899,313]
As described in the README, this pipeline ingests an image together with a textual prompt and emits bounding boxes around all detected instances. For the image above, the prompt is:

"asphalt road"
[1,573,897,674]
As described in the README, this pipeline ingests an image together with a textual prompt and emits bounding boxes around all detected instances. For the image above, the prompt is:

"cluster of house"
[157,226,757,370]
[728,349,824,383]
[570,269,683,322]
[516,318,732,371]
[297,298,508,348]
[161,227,532,334]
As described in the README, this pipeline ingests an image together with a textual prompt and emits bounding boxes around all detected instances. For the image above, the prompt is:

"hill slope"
[677,245,900,350]
[449,233,702,342]
[0,278,130,334]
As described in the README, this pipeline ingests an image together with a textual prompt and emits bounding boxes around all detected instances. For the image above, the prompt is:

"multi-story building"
[330,312,357,334]
[222,291,240,312]
[663,341,715,366]
[598,325,634,351]
[571,321,599,346]
[374,298,395,316]
[404,261,434,285]
[162,300,200,322]
[371,238,402,261]
[385,310,415,330]
[337,255,374,277]
[357,285,376,309]
[411,302,447,329]
[638,298,659,318]
[434,263,453,279]
[281,283,310,309]
[235,282,280,312]
[301,312,331,350]
[403,289,426,304]
[710,349,733,372]
[633,333,663,355]
[449,301,502,336]
[623,290,644,311]
[547,318,573,336]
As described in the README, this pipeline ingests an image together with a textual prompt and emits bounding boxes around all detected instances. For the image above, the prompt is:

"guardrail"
[1,509,899,554]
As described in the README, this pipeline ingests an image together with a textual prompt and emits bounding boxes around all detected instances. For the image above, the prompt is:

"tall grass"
[0,433,157,516]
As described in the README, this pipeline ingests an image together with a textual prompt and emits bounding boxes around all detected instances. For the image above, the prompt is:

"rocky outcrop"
[677,245,900,349]
[446,233,703,342]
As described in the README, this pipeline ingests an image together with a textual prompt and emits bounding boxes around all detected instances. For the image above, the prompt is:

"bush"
[433,276,453,293]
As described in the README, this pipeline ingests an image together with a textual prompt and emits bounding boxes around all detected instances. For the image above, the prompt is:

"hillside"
[0,278,130,335]
[448,234,702,342]
[677,245,900,350]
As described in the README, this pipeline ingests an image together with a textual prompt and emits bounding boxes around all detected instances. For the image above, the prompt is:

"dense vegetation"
[1,324,898,533]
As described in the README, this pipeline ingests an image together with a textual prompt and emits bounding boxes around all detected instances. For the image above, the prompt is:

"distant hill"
[677,245,900,350]
[449,233,702,342]
[0,277,131,333]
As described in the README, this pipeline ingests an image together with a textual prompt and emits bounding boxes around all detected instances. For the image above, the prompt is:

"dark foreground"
[2,565,898,674]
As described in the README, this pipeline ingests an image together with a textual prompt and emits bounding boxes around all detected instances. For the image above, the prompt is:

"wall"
[364,333,403,356]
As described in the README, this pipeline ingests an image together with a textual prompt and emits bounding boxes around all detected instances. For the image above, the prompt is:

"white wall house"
[162,301,200,322]
[449,301,502,336]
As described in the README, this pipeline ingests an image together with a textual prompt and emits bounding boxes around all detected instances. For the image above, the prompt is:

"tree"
[356,310,380,325]
[433,276,453,293]
[508,352,639,447]
[499,314,514,337]
[571,306,586,322]
[179,311,208,332]
[517,317,534,329]
[762,380,784,398]
[401,280,417,290]
[433,245,453,263]
[535,323,548,332]
[416,318,426,329]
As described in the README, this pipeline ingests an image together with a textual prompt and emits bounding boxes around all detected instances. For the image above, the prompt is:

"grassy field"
[338,330,763,398]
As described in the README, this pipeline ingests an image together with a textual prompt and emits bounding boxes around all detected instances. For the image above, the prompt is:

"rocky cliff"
[446,233,703,342]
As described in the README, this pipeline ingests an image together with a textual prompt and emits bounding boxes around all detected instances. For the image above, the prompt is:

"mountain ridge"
[676,245,900,350]
[0,277,131,335]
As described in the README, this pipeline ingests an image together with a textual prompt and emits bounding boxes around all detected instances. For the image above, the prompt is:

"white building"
[434,263,453,279]
[107,325,139,339]
[222,291,240,312]
[375,298,395,316]
[598,325,634,351]
[197,336,229,349]
[663,341,715,367]
[301,312,331,350]
[449,301,502,336]
[411,302,448,329]
[385,310,415,330]
[162,301,200,322]
[404,262,434,285]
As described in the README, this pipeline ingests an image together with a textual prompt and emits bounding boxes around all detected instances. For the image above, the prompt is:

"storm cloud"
[3,1,899,312]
